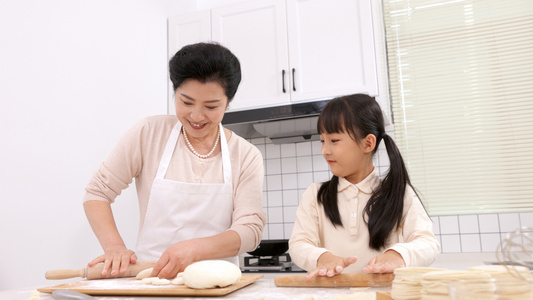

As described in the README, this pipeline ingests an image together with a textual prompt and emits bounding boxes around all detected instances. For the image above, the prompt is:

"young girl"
[289,94,440,278]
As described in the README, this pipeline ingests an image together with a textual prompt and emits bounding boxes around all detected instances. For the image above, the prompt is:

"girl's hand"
[88,247,137,276]
[363,250,405,273]
[306,252,358,279]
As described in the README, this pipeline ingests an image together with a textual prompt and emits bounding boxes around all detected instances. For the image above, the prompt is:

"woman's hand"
[88,247,137,276]
[151,240,198,279]
[363,250,405,273]
[151,231,241,279]
[306,252,357,279]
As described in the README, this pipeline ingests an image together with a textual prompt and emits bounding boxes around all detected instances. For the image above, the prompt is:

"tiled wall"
[249,133,533,254]
[432,213,533,253]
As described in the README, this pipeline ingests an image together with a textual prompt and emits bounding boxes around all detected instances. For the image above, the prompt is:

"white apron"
[135,121,237,265]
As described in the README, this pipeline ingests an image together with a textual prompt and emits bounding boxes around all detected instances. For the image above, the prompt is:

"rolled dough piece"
[182,260,241,289]
[141,277,159,284]
[332,293,375,300]
[135,267,154,280]
[171,277,184,285]
[152,278,171,285]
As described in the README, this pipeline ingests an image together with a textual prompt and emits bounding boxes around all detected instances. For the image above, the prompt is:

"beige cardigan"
[83,115,266,254]
[289,169,440,273]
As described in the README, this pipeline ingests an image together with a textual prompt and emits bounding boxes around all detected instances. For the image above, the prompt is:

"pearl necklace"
[182,126,220,159]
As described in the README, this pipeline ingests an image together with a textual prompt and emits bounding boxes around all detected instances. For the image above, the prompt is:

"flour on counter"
[28,290,40,300]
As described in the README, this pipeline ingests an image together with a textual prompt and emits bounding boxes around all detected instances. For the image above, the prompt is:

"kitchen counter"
[1,278,388,300]
[2,252,502,300]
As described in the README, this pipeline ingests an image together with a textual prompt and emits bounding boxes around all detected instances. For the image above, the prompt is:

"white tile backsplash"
[297,172,313,189]
[265,143,281,159]
[441,234,461,253]
[520,212,533,228]
[262,224,269,239]
[266,174,282,191]
[268,223,284,239]
[479,214,500,233]
[460,234,481,252]
[498,213,521,233]
[313,171,331,184]
[281,174,298,190]
[296,142,312,156]
[480,233,501,252]
[296,156,313,172]
[281,157,297,173]
[267,191,283,207]
[440,216,460,234]
[282,190,299,206]
[283,206,297,223]
[251,137,530,250]
[266,158,281,175]
[280,143,296,157]
[268,207,283,223]
[284,223,294,238]
[459,215,479,234]
[377,148,389,167]
[311,140,322,155]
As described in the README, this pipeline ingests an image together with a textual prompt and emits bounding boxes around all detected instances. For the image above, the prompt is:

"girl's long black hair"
[316,94,417,250]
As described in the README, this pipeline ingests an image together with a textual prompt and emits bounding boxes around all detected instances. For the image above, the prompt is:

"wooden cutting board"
[274,273,394,287]
[38,274,263,296]
[376,290,393,300]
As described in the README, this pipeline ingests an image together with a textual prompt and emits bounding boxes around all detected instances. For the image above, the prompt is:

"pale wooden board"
[38,274,263,296]
[274,273,394,287]
[376,290,393,300]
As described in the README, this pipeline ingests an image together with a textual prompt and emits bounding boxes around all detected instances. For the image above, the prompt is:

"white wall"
[0,0,195,291]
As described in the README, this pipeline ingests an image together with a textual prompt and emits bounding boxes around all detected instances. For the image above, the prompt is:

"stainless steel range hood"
[222,100,330,144]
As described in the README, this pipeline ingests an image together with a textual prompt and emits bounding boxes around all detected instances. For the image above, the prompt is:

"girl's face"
[320,130,376,184]
[175,79,228,139]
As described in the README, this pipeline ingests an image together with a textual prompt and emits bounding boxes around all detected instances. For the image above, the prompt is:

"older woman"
[83,42,266,279]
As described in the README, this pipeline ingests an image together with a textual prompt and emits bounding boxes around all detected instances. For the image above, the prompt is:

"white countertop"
[1,252,501,300]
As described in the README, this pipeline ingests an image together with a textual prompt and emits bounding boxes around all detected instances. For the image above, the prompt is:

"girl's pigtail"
[365,134,410,250]
[317,175,342,227]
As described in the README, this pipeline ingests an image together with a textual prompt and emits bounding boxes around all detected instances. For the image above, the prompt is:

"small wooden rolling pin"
[274,273,394,287]
[45,261,157,280]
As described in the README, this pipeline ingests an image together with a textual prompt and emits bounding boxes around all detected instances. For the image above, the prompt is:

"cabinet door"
[286,0,378,102]
[212,0,291,111]
[168,11,211,114]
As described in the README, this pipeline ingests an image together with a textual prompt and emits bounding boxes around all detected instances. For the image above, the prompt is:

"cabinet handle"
[292,68,296,91]
[282,70,286,93]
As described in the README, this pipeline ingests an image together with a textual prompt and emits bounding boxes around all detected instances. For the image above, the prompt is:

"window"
[382,0,533,215]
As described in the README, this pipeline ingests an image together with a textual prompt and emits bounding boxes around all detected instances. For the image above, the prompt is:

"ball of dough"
[182,260,241,289]
[135,267,154,280]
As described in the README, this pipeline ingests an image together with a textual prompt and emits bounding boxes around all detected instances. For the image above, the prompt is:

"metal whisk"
[496,226,533,279]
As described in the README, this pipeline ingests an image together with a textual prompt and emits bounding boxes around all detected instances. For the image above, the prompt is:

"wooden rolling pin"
[274,273,394,287]
[45,261,157,280]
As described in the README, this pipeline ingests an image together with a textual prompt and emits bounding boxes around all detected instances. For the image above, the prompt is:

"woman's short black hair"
[169,42,241,101]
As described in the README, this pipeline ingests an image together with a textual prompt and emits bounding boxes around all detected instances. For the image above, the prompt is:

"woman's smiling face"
[175,79,228,139]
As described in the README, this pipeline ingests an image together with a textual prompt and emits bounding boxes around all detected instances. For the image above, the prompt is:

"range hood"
[222,100,330,144]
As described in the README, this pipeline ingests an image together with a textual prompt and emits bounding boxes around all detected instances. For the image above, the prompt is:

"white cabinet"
[168,0,379,112]
[285,0,378,102]
[168,10,211,114]
[211,0,291,111]
[168,10,211,57]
